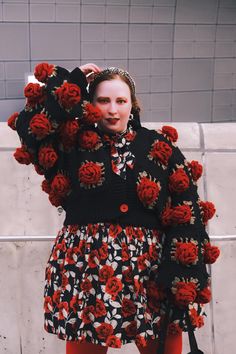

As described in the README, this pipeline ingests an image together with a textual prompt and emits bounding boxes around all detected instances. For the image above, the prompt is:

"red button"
[120,203,129,213]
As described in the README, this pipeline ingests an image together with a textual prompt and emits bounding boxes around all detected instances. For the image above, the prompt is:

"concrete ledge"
[202,123,236,150]
[3,121,236,151]
[1,121,234,354]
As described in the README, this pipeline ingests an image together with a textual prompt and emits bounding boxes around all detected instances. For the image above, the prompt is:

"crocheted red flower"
[78,130,102,150]
[161,125,178,142]
[34,164,45,175]
[161,206,173,226]
[172,204,192,224]
[60,119,79,138]
[59,120,79,150]
[41,179,51,194]
[34,62,55,83]
[189,308,204,328]
[175,241,198,265]
[174,281,197,307]
[199,201,216,224]
[169,168,190,193]
[14,146,33,165]
[55,82,81,110]
[29,113,52,139]
[196,287,211,304]
[83,103,103,124]
[24,83,45,107]
[148,140,172,166]
[203,242,220,264]
[137,175,160,208]
[78,161,104,188]
[48,191,62,207]
[38,146,58,169]
[7,112,19,130]
[51,173,71,197]
[188,160,203,181]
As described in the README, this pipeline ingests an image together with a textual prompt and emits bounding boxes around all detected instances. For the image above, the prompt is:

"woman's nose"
[108,102,117,115]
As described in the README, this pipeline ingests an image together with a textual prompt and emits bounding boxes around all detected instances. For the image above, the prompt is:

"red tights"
[66,332,182,354]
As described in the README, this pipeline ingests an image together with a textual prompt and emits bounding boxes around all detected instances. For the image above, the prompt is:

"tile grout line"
[170,0,177,122]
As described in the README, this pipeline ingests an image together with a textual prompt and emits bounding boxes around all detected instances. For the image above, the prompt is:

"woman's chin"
[97,121,127,134]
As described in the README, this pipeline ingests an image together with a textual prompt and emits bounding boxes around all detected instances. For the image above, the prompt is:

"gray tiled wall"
[0,0,236,122]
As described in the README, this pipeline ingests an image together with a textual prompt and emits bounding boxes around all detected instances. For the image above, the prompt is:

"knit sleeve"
[7,62,102,209]
[154,126,220,332]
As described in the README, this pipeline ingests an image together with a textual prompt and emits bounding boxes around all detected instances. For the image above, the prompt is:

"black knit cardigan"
[10,64,218,343]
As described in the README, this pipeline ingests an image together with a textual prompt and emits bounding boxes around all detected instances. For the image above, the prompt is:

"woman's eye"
[118,99,126,103]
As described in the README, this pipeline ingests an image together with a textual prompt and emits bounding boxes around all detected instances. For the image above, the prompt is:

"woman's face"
[93,78,132,134]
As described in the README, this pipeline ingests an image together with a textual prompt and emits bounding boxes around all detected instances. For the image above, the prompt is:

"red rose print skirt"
[43,222,167,348]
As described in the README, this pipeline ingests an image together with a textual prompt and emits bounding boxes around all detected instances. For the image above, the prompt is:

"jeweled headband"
[89,67,136,96]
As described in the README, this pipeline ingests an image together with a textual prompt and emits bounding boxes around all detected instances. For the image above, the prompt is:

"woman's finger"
[86,63,101,73]
[80,63,101,74]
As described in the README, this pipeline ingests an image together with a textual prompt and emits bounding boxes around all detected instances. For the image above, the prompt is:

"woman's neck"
[97,126,128,136]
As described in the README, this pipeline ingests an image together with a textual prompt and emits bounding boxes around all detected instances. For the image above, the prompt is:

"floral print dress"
[44,223,165,348]
[43,127,167,348]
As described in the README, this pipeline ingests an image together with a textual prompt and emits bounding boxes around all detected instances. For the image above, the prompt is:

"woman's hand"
[79,63,101,83]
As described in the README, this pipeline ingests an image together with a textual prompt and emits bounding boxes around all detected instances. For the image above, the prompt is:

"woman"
[8,62,220,354]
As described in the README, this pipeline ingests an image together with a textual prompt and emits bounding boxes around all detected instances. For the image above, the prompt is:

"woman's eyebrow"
[97,96,127,99]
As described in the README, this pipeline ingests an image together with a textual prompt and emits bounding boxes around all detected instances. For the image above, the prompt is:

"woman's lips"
[106,118,120,125]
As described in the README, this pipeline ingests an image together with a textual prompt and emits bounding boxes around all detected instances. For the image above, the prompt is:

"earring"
[129,113,134,120]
